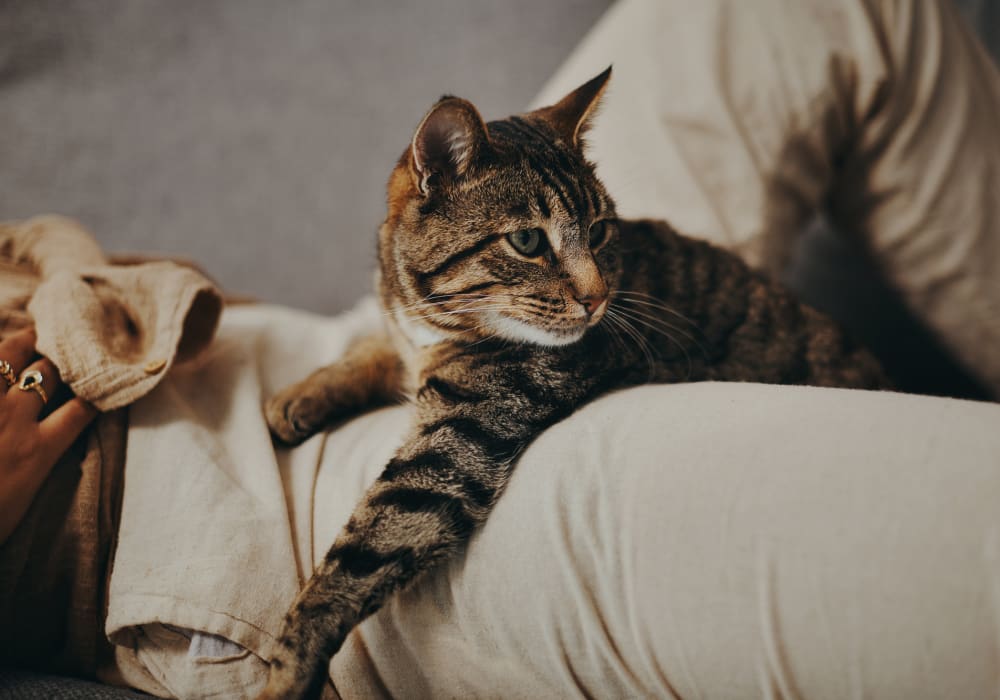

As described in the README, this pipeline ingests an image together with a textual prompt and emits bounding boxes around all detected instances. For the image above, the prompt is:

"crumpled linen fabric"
[0,214,223,677]
[2,215,224,411]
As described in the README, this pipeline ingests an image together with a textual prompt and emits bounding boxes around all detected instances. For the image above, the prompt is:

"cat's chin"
[483,311,587,347]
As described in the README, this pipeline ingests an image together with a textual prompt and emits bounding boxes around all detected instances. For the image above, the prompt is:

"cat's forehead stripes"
[534,192,551,219]
[489,117,596,224]
[506,201,531,218]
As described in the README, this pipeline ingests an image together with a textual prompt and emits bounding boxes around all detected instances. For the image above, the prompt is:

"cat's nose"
[575,294,607,317]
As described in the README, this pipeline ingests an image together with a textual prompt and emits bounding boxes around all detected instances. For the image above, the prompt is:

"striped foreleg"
[258,405,525,700]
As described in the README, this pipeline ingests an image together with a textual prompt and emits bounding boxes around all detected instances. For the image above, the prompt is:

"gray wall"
[0,0,611,313]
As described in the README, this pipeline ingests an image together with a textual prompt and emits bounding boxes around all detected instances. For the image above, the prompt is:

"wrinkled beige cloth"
[106,301,382,699]
[0,215,223,411]
[0,215,223,677]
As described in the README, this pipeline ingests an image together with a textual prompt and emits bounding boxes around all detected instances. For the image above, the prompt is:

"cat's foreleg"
[257,394,535,700]
[266,332,403,445]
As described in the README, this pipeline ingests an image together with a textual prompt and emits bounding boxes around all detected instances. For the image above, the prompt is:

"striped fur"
[260,68,887,699]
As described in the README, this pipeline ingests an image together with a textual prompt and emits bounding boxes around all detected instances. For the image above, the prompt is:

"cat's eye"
[507,228,549,257]
[588,220,610,249]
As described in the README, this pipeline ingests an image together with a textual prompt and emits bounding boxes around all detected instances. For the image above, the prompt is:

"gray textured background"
[0,0,611,314]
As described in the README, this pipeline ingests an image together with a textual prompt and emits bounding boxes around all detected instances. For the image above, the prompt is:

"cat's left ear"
[411,96,491,196]
[532,66,611,148]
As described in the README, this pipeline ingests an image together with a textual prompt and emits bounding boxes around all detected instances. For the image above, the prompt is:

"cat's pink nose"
[576,295,607,316]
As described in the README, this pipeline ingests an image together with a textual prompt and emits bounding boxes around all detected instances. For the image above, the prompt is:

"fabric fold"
[104,300,383,671]
[0,215,224,410]
[0,214,225,679]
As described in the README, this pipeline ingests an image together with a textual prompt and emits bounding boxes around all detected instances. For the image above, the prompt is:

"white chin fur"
[484,311,586,347]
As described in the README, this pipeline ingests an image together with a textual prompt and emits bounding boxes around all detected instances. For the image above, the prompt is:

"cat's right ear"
[410,97,490,196]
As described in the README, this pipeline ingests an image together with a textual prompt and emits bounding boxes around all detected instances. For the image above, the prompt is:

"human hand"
[0,329,98,546]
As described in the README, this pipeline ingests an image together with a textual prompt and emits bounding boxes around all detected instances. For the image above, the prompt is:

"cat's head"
[379,67,620,348]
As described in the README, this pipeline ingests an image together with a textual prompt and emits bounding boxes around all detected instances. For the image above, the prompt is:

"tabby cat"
[259,67,887,699]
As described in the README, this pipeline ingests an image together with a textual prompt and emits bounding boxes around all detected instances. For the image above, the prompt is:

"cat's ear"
[411,96,490,196]
[532,66,611,148]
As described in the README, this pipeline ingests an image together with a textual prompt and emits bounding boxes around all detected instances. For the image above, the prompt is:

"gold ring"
[17,369,48,405]
[0,360,16,387]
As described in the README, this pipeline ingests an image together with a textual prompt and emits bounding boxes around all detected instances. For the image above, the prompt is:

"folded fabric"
[0,215,224,677]
[106,300,383,682]
[0,215,223,411]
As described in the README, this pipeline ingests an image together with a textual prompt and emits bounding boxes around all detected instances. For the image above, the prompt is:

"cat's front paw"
[256,647,327,700]
[265,389,325,446]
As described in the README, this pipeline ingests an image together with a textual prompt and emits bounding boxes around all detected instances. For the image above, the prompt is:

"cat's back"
[612,218,890,390]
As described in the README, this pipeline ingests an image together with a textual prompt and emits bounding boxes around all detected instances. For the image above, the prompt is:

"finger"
[9,356,62,421]
[0,328,37,394]
[38,397,98,462]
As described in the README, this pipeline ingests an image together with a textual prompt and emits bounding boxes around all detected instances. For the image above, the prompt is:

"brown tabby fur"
[259,68,887,699]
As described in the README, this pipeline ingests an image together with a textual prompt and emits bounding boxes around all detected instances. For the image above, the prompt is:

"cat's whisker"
[610,291,701,330]
[612,313,658,382]
[416,308,512,322]
[604,308,657,380]
[386,295,512,319]
[610,293,712,370]
[426,294,511,309]
[611,304,695,379]
[612,300,711,363]
[599,311,629,356]
[421,311,512,320]
[381,301,448,317]
[412,312,509,329]
[417,306,518,327]
[597,315,630,358]
[610,293,701,334]
[386,292,510,316]
[386,300,469,316]
[615,300,699,340]
[608,311,666,381]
